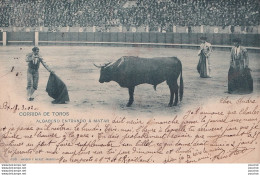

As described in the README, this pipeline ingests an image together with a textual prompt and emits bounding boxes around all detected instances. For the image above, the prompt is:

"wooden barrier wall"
[3,32,260,47]
[6,32,34,45]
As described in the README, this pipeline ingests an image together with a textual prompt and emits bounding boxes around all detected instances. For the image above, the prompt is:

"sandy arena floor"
[0,46,259,117]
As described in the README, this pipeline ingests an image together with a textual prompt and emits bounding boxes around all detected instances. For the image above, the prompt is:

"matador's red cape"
[46,73,70,104]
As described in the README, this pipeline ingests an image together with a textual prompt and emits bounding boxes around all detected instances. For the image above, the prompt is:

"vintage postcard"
[0,0,259,164]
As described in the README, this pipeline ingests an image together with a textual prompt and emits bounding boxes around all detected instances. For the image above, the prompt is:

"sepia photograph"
[0,0,259,169]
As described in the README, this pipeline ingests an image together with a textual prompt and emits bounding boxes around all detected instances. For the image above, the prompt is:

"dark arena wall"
[1,32,260,51]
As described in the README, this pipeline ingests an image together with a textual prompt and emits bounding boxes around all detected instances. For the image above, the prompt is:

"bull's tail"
[179,61,183,101]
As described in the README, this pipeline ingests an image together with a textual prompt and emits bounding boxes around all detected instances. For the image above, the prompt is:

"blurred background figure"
[228,38,253,94]
[197,36,212,78]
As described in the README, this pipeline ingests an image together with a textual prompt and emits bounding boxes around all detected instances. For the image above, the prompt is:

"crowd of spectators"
[0,0,259,30]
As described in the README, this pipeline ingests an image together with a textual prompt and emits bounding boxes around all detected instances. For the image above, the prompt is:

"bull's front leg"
[127,86,135,107]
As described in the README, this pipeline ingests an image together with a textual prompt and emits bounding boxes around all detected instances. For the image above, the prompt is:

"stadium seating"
[0,0,259,29]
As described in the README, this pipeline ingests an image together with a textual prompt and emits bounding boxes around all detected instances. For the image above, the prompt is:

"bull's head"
[94,62,112,83]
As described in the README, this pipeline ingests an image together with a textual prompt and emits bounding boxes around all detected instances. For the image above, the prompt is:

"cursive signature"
[212,146,255,161]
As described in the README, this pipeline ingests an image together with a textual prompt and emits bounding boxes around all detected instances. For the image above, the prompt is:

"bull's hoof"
[126,102,133,107]
[173,102,177,106]
[168,103,173,107]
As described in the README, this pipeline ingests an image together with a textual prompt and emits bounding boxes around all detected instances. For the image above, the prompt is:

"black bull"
[95,56,183,107]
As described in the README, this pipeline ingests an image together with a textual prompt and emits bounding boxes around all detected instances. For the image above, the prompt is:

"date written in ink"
[0,101,39,113]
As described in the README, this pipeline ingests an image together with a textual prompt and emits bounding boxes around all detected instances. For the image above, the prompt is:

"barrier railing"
[1,32,260,51]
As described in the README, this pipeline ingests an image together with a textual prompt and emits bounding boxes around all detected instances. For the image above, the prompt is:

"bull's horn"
[104,62,112,67]
[93,63,102,68]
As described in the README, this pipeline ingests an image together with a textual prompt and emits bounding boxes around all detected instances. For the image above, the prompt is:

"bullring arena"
[1,1,260,168]
[0,45,259,116]
[0,0,259,116]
